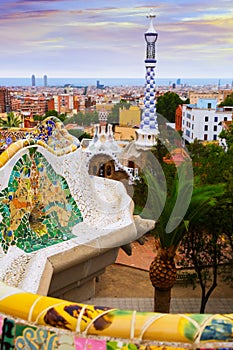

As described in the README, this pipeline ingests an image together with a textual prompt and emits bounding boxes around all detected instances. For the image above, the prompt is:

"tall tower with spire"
[135,10,159,148]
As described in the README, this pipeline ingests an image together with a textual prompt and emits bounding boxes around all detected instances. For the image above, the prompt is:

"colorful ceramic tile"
[15,323,58,349]
[57,334,76,349]
[107,341,139,349]
[1,317,15,349]
[0,148,83,253]
[0,315,3,338]
[75,337,106,350]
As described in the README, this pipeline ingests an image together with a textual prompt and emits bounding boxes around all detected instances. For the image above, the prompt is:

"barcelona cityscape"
[0,0,233,349]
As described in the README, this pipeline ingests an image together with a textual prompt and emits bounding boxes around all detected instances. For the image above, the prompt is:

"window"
[207,103,212,109]
[224,117,228,121]
[204,134,208,141]
[204,125,208,131]
[205,116,208,122]
[213,125,217,132]
[192,124,194,130]
[106,165,112,176]
[214,116,218,123]
[213,135,217,141]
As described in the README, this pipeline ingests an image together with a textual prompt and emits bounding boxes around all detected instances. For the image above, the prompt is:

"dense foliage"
[63,111,99,126]
[156,92,189,123]
[218,92,233,107]
[133,127,233,312]
[34,110,67,122]
[68,129,92,141]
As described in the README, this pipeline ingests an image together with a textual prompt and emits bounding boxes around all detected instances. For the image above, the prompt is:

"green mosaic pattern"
[0,147,82,253]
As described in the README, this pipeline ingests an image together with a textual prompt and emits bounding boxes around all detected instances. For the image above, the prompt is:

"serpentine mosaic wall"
[0,118,82,254]
[0,117,80,168]
[0,147,83,253]
[0,121,233,348]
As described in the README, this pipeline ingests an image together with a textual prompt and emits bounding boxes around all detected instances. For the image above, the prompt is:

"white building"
[182,98,233,143]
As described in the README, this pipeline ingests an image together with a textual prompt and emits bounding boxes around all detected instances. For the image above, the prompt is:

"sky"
[0,0,232,79]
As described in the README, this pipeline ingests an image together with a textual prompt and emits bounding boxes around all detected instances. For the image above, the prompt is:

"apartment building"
[20,96,48,116]
[189,90,233,105]
[0,88,11,113]
[119,105,141,127]
[182,98,233,143]
[50,94,81,114]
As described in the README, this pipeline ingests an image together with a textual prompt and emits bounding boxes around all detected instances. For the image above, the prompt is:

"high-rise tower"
[135,10,159,148]
[31,74,36,87]
[43,75,48,87]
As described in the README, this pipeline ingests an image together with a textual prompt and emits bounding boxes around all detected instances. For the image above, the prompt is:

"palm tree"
[144,167,225,313]
[0,112,21,128]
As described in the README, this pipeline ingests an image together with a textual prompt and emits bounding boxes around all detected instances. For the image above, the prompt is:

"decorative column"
[135,10,159,148]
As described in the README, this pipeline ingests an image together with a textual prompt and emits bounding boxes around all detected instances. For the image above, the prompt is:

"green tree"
[33,114,46,122]
[156,92,184,123]
[68,129,92,141]
[108,100,131,124]
[187,140,229,185]
[178,187,232,313]
[219,124,233,152]
[0,112,21,128]
[218,92,233,107]
[143,165,225,313]
[45,110,67,123]
[57,113,67,122]
[45,110,59,118]
[64,111,98,127]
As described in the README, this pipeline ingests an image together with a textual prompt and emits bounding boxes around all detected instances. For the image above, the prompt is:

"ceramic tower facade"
[135,11,159,148]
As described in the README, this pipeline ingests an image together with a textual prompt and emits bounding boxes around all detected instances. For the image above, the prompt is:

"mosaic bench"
[0,119,232,349]
[0,118,154,300]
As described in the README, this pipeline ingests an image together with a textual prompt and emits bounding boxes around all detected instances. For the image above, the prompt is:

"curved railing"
[0,282,232,348]
[0,117,80,167]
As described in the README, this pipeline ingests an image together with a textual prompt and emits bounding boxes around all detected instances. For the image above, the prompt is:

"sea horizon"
[0,77,232,88]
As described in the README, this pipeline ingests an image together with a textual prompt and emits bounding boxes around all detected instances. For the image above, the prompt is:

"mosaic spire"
[135,10,159,148]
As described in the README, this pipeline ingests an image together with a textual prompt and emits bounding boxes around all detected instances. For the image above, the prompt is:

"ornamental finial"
[147,8,156,19]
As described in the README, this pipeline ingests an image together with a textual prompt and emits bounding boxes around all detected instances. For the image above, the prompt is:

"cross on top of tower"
[145,9,157,35]
[147,8,156,19]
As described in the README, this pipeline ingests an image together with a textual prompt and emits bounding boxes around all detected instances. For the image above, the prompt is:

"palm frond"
[145,164,226,250]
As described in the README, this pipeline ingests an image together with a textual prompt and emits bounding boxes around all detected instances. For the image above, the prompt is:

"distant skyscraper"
[97,80,104,89]
[177,78,181,85]
[43,75,48,87]
[135,10,159,148]
[31,74,36,87]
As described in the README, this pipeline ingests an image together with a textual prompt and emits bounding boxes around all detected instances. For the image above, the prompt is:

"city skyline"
[0,0,232,79]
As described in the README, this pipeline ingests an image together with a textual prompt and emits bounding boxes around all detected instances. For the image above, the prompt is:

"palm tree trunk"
[154,287,171,313]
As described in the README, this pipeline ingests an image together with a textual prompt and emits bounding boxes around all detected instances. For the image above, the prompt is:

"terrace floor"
[85,235,233,314]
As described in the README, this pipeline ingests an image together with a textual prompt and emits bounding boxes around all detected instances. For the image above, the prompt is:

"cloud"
[0,0,232,78]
